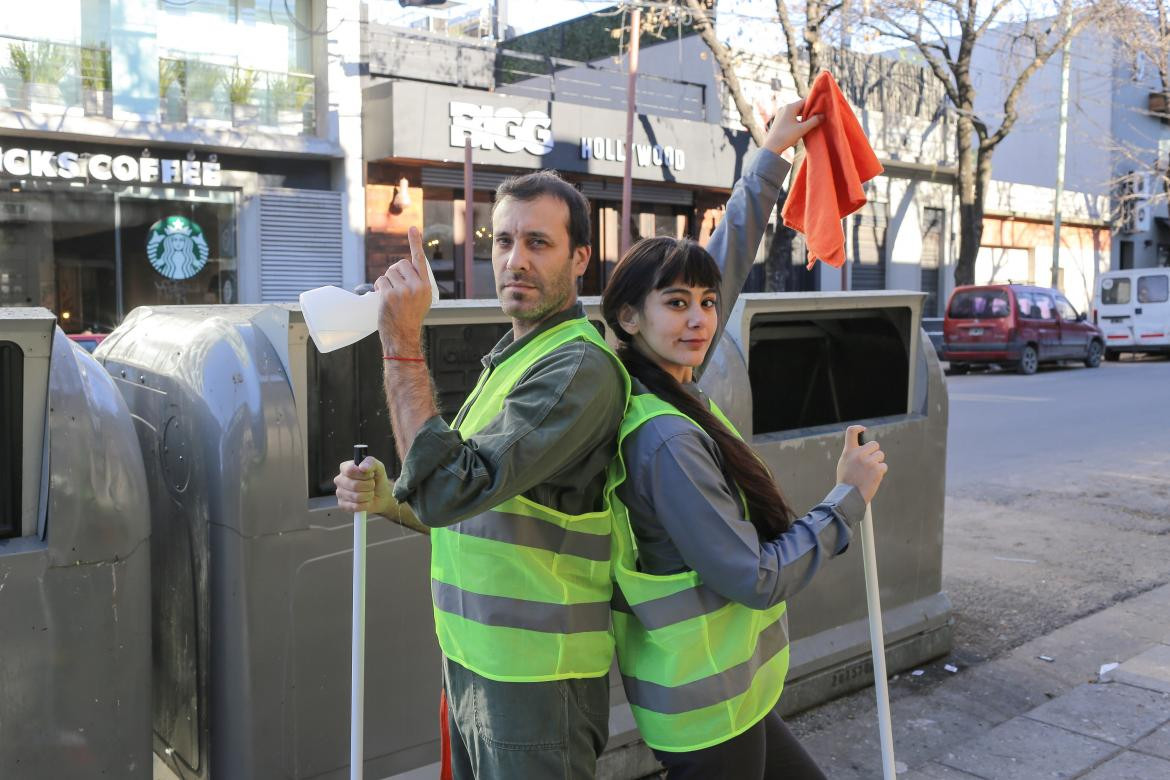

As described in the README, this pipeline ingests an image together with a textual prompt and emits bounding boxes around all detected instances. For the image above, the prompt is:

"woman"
[601,237,888,779]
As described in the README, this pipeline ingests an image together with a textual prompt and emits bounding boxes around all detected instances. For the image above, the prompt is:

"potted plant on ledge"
[9,41,73,115]
[159,57,187,123]
[187,61,230,130]
[228,66,260,127]
[269,73,314,135]
[81,44,111,117]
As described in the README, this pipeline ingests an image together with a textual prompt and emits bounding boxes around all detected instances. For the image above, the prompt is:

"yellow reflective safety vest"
[609,393,789,752]
[430,317,631,682]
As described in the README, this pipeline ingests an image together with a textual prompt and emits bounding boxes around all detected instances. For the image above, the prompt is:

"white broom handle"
[351,444,368,780]
[860,502,896,780]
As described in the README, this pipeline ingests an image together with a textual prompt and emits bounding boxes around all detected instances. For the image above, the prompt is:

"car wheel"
[947,362,969,375]
[1104,349,1121,362]
[1017,345,1039,375]
[1084,340,1103,368]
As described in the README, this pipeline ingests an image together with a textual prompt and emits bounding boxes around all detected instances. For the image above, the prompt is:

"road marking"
[993,556,1038,564]
[950,393,1053,403]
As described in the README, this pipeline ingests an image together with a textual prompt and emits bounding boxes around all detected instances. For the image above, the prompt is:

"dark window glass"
[949,289,1010,319]
[306,322,511,498]
[1120,241,1134,270]
[920,207,944,316]
[1034,293,1058,320]
[851,202,887,291]
[1016,291,1036,318]
[1055,296,1078,321]
[749,308,910,435]
[1137,274,1169,303]
[1101,277,1131,305]
[1,341,21,538]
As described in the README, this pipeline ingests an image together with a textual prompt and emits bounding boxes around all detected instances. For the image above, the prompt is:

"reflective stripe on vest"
[430,317,630,682]
[609,393,790,752]
[621,618,790,715]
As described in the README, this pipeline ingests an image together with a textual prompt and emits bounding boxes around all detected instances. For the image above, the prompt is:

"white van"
[1096,268,1170,359]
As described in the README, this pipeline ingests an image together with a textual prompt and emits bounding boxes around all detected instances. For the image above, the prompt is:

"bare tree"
[678,0,851,289]
[679,0,846,138]
[866,1,1109,286]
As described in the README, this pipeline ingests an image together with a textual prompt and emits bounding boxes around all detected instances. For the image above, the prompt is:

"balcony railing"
[0,36,316,136]
[158,56,316,135]
[0,35,112,117]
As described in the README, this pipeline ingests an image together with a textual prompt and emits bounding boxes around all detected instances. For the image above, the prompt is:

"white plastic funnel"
[299,260,439,353]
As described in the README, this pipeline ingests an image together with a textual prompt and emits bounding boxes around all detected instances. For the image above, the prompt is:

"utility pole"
[464,137,475,298]
[1051,2,1073,290]
[620,5,641,256]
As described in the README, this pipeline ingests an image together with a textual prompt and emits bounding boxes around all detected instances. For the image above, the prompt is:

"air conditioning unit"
[1134,201,1153,233]
[1132,172,1156,199]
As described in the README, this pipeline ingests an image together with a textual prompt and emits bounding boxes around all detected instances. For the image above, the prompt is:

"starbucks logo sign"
[147,216,210,280]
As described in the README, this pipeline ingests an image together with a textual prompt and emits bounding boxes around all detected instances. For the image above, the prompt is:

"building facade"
[360,11,756,300]
[0,0,363,334]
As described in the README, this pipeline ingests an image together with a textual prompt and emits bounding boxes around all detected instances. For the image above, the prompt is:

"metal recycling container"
[93,289,949,779]
[0,308,153,779]
[96,303,467,780]
[701,291,952,715]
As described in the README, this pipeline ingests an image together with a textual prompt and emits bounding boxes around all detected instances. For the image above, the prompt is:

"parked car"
[66,332,108,353]
[940,284,1104,375]
[1094,268,1170,360]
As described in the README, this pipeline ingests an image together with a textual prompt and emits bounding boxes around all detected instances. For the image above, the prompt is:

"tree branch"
[683,0,766,146]
[984,10,1095,151]
[975,0,1017,38]
[775,0,808,98]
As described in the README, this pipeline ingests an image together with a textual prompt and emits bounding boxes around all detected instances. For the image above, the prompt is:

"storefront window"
[586,202,689,295]
[0,179,237,333]
[421,187,494,299]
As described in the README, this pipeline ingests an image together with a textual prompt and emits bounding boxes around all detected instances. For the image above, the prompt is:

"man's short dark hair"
[494,170,591,251]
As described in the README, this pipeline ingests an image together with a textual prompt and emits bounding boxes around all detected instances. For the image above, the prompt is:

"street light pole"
[464,137,475,298]
[1051,3,1073,290]
[620,5,641,256]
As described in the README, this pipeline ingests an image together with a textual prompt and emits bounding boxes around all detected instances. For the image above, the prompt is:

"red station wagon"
[940,284,1105,375]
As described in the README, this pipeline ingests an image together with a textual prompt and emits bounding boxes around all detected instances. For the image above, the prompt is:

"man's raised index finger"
[407,225,427,274]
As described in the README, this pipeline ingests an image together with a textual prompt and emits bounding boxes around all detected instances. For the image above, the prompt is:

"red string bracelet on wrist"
[383,355,425,363]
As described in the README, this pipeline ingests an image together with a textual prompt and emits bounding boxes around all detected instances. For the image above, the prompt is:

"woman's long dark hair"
[602,237,795,540]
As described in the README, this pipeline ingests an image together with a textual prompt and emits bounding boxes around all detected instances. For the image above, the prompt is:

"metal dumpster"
[97,289,948,779]
[97,303,458,780]
[703,291,952,715]
[0,308,152,778]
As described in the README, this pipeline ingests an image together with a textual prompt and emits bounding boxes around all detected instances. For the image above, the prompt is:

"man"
[334,99,821,779]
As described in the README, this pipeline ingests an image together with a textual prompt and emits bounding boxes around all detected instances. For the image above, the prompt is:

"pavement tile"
[900,761,986,780]
[948,655,1070,719]
[799,690,998,779]
[1132,721,1170,761]
[1078,750,1170,779]
[1024,682,1170,747]
[1012,626,1161,690]
[939,717,1116,779]
[1112,643,1170,695]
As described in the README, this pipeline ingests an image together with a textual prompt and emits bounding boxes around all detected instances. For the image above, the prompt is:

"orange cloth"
[781,71,884,269]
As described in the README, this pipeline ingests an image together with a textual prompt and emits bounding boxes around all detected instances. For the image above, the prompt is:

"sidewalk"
[798,582,1170,779]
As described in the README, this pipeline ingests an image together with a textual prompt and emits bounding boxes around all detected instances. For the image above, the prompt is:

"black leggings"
[652,710,826,780]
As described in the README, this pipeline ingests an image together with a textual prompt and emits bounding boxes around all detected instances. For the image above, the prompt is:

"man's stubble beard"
[499,257,577,325]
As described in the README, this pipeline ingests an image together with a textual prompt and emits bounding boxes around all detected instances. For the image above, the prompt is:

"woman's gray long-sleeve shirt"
[617,381,865,609]
[618,147,865,608]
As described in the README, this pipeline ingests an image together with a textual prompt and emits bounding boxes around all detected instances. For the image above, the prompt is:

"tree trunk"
[954,112,981,287]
